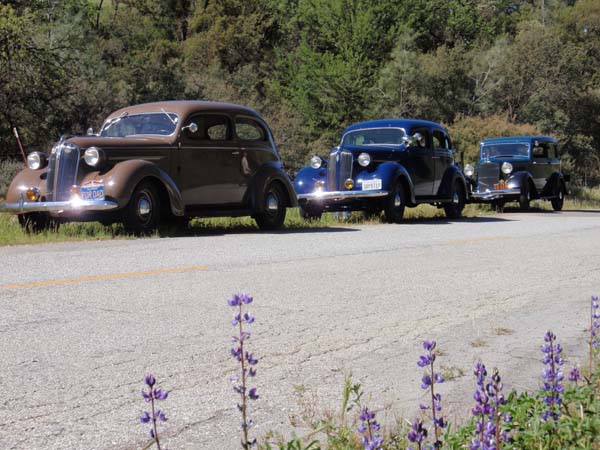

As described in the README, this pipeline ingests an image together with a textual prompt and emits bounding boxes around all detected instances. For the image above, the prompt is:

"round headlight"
[27,152,41,170]
[464,164,475,177]
[310,155,322,169]
[358,152,371,167]
[84,147,103,167]
[501,162,513,174]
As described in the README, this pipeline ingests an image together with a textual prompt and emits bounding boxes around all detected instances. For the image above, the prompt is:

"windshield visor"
[341,128,406,146]
[481,143,529,159]
[100,112,179,137]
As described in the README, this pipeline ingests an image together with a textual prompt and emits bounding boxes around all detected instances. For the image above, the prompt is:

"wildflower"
[568,367,581,383]
[408,340,445,448]
[229,293,259,449]
[140,373,169,450]
[407,418,427,450]
[357,407,383,450]
[590,296,600,374]
[541,331,564,421]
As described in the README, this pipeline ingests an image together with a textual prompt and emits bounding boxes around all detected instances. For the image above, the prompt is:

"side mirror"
[412,132,424,147]
[182,122,198,133]
[86,127,95,136]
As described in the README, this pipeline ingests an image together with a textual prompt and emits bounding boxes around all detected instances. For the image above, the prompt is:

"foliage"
[0,158,23,199]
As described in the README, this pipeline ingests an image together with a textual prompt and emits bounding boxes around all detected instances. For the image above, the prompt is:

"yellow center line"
[446,236,511,245]
[2,265,208,290]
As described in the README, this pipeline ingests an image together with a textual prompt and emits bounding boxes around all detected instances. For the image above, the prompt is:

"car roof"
[481,136,557,145]
[343,118,447,134]
[106,100,262,121]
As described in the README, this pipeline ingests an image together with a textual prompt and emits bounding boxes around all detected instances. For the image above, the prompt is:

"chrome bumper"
[0,196,119,214]
[470,188,520,201]
[297,189,389,202]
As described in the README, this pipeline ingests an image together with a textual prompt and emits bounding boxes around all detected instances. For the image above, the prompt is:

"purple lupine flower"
[408,340,445,448]
[357,407,383,450]
[407,418,427,450]
[568,367,581,383]
[590,296,600,374]
[541,331,564,421]
[140,373,169,450]
[229,293,259,449]
[470,362,510,450]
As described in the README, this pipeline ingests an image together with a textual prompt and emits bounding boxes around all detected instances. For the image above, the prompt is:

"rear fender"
[249,162,297,212]
[438,166,468,199]
[541,172,564,197]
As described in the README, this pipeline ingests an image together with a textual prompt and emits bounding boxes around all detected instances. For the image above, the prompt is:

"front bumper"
[297,189,389,203]
[0,195,119,214]
[470,188,520,201]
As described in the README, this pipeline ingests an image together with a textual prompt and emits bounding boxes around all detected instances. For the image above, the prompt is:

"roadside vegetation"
[139,294,600,450]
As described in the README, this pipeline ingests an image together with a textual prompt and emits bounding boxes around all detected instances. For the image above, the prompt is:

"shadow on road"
[157,224,360,238]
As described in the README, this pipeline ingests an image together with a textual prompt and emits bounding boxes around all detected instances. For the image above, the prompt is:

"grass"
[0,185,599,246]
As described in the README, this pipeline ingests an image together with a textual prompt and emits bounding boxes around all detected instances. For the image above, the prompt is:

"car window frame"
[180,112,234,144]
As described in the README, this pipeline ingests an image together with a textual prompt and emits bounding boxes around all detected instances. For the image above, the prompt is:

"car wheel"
[444,180,466,218]
[17,213,58,233]
[551,182,565,211]
[384,180,405,223]
[255,183,286,230]
[122,181,161,235]
[519,181,532,211]
[299,206,322,221]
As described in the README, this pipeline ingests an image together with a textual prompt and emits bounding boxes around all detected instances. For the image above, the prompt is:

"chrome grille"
[46,143,80,201]
[327,150,353,190]
[477,161,499,191]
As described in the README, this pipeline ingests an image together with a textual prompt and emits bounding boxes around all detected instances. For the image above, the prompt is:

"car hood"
[66,135,175,149]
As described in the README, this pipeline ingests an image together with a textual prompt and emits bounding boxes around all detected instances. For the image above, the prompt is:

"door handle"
[231,151,240,155]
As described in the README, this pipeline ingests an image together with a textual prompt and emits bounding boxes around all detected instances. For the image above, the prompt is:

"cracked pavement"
[0,210,599,449]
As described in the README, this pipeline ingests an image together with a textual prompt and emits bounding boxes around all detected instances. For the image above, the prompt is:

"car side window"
[548,144,557,159]
[532,141,549,159]
[433,130,445,150]
[412,128,431,149]
[235,117,267,142]
[183,114,232,142]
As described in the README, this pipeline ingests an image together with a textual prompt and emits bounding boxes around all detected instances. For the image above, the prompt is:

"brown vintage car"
[1,101,297,233]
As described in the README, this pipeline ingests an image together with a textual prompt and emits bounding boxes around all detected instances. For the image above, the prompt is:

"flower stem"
[429,357,439,446]
[150,394,162,450]
[239,303,249,448]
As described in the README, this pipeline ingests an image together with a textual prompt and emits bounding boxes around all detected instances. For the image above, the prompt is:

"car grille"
[477,161,499,191]
[46,143,80,201]
[327,150,353,190]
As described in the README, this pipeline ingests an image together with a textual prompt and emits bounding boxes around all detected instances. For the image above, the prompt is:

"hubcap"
[137,197,151,217]
[267,194,279,212]
[453,192,460,204]
[559,190,563,200]
[394,193,402,207]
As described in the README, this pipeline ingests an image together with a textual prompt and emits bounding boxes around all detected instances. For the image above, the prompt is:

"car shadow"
[398,215,515,225]
[157,224,360,238]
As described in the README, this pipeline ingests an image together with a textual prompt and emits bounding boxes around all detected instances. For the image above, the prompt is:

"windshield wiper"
[160,108,178,126]
[102,111,128,132]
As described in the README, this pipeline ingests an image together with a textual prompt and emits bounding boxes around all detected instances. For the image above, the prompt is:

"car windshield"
[341,128,406,146]
[100,112,179,137]
[481,142,529,159]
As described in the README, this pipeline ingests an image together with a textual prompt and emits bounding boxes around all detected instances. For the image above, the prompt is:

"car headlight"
[501,162,513,175]
[310,155,322,169]
[464,164,474,177]
[358,152,371,167]
[27,152,47,170]
[84,147,105,167]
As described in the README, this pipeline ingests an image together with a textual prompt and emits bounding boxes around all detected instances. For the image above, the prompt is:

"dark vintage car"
[464,136,567,211]
[0,101,296,233]
[294,119,468,222]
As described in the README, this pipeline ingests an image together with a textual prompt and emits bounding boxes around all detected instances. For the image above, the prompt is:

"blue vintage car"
[464,136,567,211]
[294,119,468,222]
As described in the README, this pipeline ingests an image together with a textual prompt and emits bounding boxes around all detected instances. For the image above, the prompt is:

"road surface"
[1,210,599,449]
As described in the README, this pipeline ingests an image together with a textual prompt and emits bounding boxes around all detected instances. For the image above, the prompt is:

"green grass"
[1,185,599,246]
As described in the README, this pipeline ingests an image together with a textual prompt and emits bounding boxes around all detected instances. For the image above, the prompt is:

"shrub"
[0,158,23,199]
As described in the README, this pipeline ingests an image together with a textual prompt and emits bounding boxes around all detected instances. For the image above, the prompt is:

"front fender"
[506,171,534,196]
[85,160,184,216]
[365,162,416,204]
[5,167,48,203]
[293,166,327,194]
[249,162,297,211]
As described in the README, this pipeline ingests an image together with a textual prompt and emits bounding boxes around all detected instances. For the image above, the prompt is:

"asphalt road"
[1,210,599,449]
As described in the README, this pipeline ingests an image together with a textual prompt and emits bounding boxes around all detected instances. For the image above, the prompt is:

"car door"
[531,140,553,191]
[432,129,453,195]
[406,127,434,197]
[178,113,244,206]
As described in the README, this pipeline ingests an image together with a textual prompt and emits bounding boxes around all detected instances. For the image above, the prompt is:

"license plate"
[81,184,105,201]
[362,179,382,190]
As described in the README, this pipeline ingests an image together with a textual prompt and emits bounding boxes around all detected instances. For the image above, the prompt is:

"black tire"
[444,180,466,218]
[122,181,161,235]
[299,205,322,221]
[255,183,286,230]
[519,181,532,211]
[551,182,565,211]
[17,213,58,233]
[384,180,405,223]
